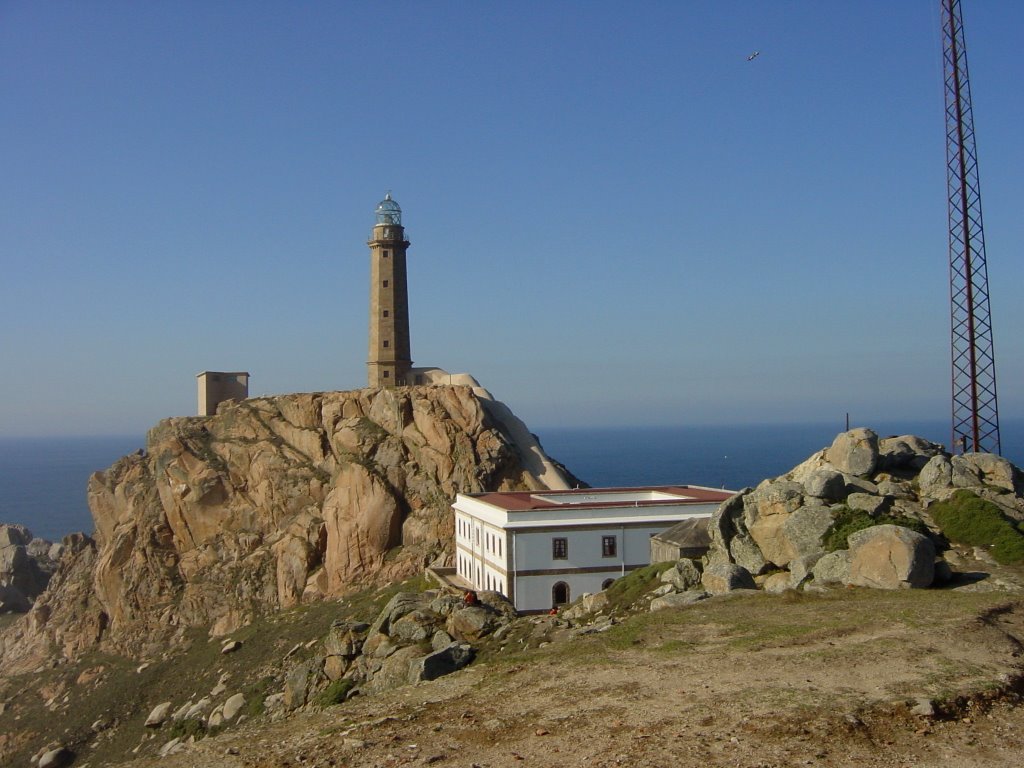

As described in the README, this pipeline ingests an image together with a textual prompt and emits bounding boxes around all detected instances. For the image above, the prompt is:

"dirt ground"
[118,586,1024,768]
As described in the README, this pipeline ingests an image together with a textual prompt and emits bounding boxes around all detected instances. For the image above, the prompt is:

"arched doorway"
[552,581,570,607]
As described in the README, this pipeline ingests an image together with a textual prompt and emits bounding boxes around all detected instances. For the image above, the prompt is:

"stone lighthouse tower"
[367,192,412,387]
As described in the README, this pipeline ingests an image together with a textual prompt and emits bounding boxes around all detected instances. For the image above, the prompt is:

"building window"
[552,537,568,560]
[498,538,502,556]
[383,371,390,379]
[552,582,570,606]
[602,536,617,557]
[383,340,389,348]
[383,250,390,258]
[602,578,615,590]
[415,375,424,384]
[383,310,389,318]
[383,280,389,287]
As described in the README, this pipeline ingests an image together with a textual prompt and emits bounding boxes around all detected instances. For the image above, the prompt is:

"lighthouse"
[367,192,412,387]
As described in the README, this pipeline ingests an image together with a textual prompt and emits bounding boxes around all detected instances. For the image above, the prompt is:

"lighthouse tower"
[367,192,412,387]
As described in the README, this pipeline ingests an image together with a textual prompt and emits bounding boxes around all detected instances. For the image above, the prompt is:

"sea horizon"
[3,418,1023,543]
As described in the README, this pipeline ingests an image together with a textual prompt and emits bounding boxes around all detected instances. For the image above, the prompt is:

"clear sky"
[2,1,1022,437]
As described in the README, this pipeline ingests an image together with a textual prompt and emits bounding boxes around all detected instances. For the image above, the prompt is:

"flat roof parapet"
[465,484,735,513]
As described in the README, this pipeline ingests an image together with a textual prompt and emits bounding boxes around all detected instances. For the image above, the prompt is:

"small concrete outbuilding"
[196,371,249,416]
[649,517,714,563]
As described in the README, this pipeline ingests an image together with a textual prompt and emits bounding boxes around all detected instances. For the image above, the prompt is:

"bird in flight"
[746,51,760,61]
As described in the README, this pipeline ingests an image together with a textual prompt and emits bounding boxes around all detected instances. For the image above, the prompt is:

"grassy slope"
[0,577,430,767]
[130,581,1024,768]
[4,567,1024,767]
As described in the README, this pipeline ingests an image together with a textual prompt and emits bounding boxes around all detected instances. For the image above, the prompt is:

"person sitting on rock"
[463,590,479,606]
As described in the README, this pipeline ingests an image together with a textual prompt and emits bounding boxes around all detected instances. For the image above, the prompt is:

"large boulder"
[0,546,28,577]
[222,693,246,721]
[825,429,879,477]
[701,563,755,594]
[660,559,702,591]
[284,657,325,710]
[650,591,709,611]
[707,492,747,566]
[38,747,74,768]
[579,590,611,614]
[145,701,173,728]
[744,481,804,566]
[788,553,823,588]
[0,525,54,612]
[803,469,847,501]
[472,590,519,621]
[0,524,31,548]
[918,455,953,496]
[811,550,851,585]
[761,572,792,594]
[390,609,442,644]
[324,621,369,658]
[960,453,1020,492]
[728,534,768,575]
[363,645,426,694]
[780,505,834,562]
[847,525,935,590]
[413,643,475,682]
[446,605,499,642]
[878,435,944,473]
[846,493,893,517]
[950,456,984,489]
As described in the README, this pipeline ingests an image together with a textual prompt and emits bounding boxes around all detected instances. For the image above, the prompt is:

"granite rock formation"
[707,428,1024,592]
[0,524,59,613]
[0,386,574,670]
[282,587,515,711]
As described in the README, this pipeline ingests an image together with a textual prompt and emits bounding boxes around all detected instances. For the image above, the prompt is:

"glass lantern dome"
[375,192,402,226]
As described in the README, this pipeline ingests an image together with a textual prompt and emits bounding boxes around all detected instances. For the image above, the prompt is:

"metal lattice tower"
[942,0,1000,455]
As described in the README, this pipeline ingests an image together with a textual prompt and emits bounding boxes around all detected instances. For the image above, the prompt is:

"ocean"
[538,420,1024,491]
[2,421,1022,542]
[0,436,144,542]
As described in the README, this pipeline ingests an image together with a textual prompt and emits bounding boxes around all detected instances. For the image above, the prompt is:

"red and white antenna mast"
[942,0,1000,454]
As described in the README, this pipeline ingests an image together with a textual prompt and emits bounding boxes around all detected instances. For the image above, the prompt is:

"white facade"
[452,485,734,613]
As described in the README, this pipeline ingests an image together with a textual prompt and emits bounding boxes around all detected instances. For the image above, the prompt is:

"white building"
[452,485,734,613]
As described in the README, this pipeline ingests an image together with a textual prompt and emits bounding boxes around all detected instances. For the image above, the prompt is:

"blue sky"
[2,1,1022,437]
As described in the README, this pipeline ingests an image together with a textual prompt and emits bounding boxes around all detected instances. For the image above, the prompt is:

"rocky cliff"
[0,386,574,669]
